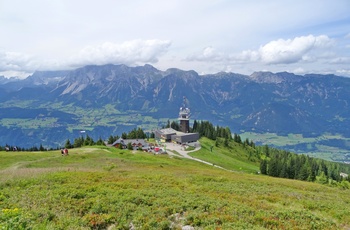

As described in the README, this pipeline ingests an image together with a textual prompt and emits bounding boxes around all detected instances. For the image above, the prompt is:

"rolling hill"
[1,139,350,229]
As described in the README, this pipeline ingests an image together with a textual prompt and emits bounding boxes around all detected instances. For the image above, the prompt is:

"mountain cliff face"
[1,64,350,152]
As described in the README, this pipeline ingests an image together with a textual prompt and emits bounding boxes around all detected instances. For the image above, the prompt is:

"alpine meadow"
[1,121,350,229]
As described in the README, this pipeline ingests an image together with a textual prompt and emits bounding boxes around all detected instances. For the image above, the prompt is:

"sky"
[0,0,350,78]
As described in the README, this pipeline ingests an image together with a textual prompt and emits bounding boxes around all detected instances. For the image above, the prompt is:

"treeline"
[64,135,105,149]
[106,128,148,145]
[164,119,233,141]
[259,145,350,185]
[0,144,53,152]
[63,128,149,148]
[192,120,232,140]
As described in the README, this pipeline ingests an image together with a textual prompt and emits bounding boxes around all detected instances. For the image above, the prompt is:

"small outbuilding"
[155,128,199,144]
[171,133,199,144]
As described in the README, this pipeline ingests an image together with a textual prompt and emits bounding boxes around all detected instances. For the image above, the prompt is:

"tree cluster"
[164,120,180,130]
[0,144,50,152]
[259,145,350,183]
[65,135,105,149]
[192,120,232,141]
[121,127,146,139]
[107,127,148,145]
[233,134,255,148]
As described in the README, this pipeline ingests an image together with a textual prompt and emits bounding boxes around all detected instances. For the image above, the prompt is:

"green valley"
[240,132,350,162]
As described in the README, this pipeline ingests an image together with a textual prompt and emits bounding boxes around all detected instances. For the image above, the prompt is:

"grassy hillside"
[189,137,260,173]
[1,141,350,229]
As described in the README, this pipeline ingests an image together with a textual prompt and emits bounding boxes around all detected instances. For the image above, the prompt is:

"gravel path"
[165,142,228,171]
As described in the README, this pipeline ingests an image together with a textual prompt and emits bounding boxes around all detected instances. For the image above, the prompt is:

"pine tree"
[96,137,105,146]
[264,145,270,157]
[233,133,239,143]
[260,159,268,175]
[170,121,180,131]
[192,120,198,132]
[74,137,84,148]
[65,139,72,149]
[268,155,279,177]
[84,135,94,146]
[107,135,115,144]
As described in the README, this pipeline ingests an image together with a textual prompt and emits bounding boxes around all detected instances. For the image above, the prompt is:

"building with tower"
[154,96,199,144]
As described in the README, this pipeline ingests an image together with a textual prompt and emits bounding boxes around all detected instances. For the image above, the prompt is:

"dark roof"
[155,128,177,135]
[112,138,124,146]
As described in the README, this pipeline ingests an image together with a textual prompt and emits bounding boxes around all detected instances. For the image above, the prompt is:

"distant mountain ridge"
[0,64,350,154]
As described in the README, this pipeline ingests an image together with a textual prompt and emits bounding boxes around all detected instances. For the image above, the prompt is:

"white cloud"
[1,1,350,77]
[258,35,333,64]
[70,39,171,67]
[0,39,171,77]
[336,69,350,75]
[0,70,31,79]
[0,51,36,72]
[188,35,334,66]
[186,46,226,62]
[330,57,350,64]
[233,50,260,63]
[293,67,306,74]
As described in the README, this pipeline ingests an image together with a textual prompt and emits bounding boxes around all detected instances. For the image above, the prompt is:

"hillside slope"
[1,144,349,229]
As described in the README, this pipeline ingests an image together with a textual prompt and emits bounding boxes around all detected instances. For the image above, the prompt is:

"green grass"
[189,137,260,173]
[1,144,350,229]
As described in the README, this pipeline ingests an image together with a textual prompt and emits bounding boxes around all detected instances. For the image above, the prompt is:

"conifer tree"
[260,159,267,175]
[96,137,105,146]
[65,139,72,149]
[107,135,115,144]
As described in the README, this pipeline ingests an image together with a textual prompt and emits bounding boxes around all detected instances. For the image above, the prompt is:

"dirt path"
[165,142,229,171]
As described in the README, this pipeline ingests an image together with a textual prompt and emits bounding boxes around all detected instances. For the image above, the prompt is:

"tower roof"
[179,96,190,119]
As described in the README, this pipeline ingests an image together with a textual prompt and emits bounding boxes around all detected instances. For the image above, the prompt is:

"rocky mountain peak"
[249,71,303,84]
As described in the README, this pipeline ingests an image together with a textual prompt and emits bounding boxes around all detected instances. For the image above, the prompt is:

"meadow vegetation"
[1,140,350,229]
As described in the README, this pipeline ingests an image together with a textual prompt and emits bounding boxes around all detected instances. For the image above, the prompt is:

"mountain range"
[1,64,350,160]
